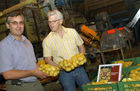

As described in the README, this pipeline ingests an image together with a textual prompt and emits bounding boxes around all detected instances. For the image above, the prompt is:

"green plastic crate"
[123,65,140,73]
[118,81,140,91]
[112,57,140,68]
[82,83,118,91]
[123,57,140,65]
[112,57,140,81]
[112,57,140,62]
[120,66,140,83]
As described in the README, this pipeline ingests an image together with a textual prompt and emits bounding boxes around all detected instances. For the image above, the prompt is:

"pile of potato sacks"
[37,53,87,76]
[58,53,87,72]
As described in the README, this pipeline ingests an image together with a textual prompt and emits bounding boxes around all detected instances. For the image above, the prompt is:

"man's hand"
[32,65,48,79]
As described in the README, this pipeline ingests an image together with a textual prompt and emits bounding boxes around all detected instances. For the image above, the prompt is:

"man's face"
[48,14,62,32]
[6,15,24,37]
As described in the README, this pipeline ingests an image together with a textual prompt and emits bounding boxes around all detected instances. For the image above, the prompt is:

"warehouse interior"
[0,0,140,91]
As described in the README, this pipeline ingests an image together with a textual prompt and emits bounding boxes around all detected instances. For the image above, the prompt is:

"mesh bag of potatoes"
[37,59,60,77]
[58,53,87,72]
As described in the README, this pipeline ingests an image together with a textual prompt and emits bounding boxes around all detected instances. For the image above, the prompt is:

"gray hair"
[47,10,63,20]
[6,11,24,24]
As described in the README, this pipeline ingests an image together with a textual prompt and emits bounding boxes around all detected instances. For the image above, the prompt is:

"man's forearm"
[2,69,34,80]
[45,57,58,67]
[78,45,85,53]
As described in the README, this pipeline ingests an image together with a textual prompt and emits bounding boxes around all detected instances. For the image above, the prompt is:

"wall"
[84,0,127,17]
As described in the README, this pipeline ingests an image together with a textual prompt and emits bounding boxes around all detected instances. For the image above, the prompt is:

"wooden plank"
[88,0,123,11]
[86,0,123,5]
[87,0,123,3]
[72,2,85,12]
[108,2,126,14]
[87,0,109,5]
[86,0,100,4]
[85,0,123,12]
[85,1,127,18]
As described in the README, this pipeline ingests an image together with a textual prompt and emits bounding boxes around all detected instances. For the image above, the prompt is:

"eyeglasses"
[9,21,24,25]
[48,19,60,23]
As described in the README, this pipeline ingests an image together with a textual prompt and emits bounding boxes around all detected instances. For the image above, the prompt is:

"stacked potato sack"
[58,53,87,72]
[37,59,60,77]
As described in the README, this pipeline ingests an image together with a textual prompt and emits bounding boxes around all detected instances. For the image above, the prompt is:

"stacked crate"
[82,57,140,91]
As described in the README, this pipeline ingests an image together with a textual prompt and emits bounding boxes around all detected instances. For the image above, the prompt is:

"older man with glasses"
[42,10,90,91]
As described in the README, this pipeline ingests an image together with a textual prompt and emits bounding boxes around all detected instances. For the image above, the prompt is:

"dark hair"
[6,11,24,24]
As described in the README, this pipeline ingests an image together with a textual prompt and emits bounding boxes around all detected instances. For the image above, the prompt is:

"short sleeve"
[73,29,84,46]
[42,38,52,57]
[0,42,14,73]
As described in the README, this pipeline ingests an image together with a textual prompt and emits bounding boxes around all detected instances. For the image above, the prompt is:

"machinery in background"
[79,24,102,63]
[100,28,125,51]
[95,12,113,33]
[100,27,133,51]
[79,24,100,49]
[77,24,102,80]
[98,26,133,64]
[77,24,101,65]
[127,8,140,42]
[127,9,140,28]
[80,25,100,41]
[117,27,133,40]
[79,24,133,64]
[98,9,140,61]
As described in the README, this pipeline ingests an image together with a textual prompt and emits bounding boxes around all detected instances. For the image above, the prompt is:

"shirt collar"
[62,26,67,33]
[8,33,27,42]
[51,26,67,36]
